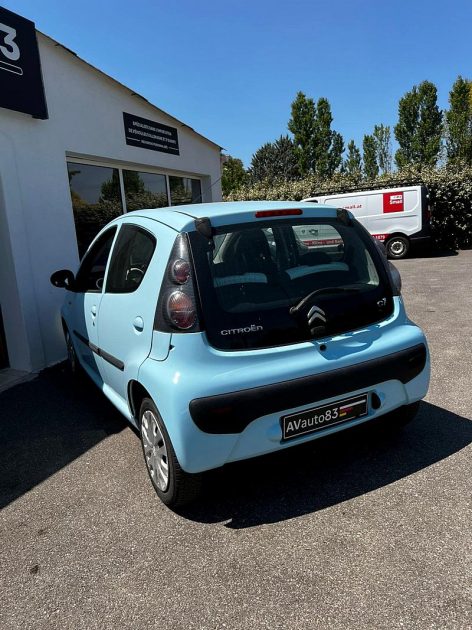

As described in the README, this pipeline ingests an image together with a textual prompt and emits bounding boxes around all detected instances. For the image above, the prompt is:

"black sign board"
[123,112,179,155]
[0,7,48,119]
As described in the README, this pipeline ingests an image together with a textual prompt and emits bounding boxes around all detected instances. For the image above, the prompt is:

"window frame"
[74,226,118,294]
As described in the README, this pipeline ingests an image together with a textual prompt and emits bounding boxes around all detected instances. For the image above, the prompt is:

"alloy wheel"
[141,410,169,492]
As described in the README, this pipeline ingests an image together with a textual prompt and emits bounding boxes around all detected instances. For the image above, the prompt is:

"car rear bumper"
[189,343,426,434]
[137,298,430,473]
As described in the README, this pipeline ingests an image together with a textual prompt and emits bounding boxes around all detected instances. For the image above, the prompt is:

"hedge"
[225,164,472,250]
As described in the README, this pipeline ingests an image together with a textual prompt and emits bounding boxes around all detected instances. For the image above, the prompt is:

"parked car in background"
[302,185,432,259]
[51,201,430,507]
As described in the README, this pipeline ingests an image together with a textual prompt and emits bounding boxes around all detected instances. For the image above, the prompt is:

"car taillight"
[166,291,196,329]
[171,259,191,284]
[154,234,202,333]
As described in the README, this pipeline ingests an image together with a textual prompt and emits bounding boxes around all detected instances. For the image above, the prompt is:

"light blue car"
[50,201,430,506]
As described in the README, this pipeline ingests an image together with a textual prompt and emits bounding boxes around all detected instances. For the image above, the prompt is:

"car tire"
[139,397,202,508]
[386,235,410,259]
[65,329,82,378]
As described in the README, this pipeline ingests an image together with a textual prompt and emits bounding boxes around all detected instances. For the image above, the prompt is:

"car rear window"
[189,217,393,350]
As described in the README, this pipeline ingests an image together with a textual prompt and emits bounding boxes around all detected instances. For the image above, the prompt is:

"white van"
[302,185,431,259]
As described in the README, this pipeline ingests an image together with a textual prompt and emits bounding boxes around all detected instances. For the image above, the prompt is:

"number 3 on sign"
[0,23,21,61]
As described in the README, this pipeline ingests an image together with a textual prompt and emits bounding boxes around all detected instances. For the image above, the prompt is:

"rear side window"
[189,218,392,350]
[105,225,156,293]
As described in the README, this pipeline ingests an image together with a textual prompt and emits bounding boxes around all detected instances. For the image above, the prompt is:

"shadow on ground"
[1,367,470,528]
[0,364,126,509]
[179,401,472,528]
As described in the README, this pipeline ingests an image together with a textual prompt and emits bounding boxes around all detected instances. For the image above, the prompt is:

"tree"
[373,124,392,173]
[445,76,472,164]
[363,134,378,179]
[288,92,344,178]
[249,135,300,183]
[221,156,248,195]
[344,140,362,177]
[288,91,316,175]
[328,131,345,176]
[311,97,333,178]
[394,81,442,168]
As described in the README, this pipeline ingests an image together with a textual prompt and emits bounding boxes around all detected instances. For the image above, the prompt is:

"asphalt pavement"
[1,250,471,630]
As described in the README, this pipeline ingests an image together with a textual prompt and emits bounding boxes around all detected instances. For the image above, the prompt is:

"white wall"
[0,33,222,371]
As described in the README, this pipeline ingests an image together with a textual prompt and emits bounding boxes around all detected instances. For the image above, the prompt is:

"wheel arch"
[61,317,68,336]
[386,231,409,242]
[128,380,152,422]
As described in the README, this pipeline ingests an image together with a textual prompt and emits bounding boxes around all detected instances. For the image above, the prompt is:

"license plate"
[281,394,369,441]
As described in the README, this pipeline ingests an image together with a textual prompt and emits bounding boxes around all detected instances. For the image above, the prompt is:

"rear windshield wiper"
[290,286,361,317]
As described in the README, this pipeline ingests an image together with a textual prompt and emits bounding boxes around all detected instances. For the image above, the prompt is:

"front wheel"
[65,329,82,378]
[386,235,410,259]
[139,398,201,507]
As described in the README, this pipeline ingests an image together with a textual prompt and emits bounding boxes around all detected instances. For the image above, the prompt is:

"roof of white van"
[302,184,424,201]
[128,200,341,232]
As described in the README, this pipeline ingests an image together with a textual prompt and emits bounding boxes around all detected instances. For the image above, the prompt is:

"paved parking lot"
[1,251,471,630]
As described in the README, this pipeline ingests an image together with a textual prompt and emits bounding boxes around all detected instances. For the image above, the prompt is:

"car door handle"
[133,316,144,332]
[91,305,97,317]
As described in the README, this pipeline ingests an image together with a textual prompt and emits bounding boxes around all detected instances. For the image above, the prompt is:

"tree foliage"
[221,156,248,195]
[373,124,392,173]
[288,92,316,175]
[394,81,442,168]
[288,92,344,178]
[249,135,299,183]
[226,163,472,250]
[363,134,379,179]
[445,76,472,165]
[344,140,362,177]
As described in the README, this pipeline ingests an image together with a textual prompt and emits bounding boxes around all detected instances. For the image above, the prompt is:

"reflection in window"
[169,176,202,206]
[67,162,123,257]
[106,225,156,293]
[123,170,168,211]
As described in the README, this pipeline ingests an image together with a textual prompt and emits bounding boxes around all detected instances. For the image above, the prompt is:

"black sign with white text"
[0,7,48,119]
[123,112,180,155]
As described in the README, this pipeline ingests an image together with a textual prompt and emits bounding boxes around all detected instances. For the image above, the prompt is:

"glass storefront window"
[169,176,202,206]
[67,162,123,257]
[123,170,168,211]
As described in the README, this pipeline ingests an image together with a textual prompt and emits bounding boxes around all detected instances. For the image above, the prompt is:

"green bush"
[225,164,472,250]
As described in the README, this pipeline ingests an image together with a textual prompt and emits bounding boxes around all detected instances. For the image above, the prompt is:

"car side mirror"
[50,269,75,290]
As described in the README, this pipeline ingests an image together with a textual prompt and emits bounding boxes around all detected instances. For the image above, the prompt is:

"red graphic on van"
[383,192,404,213]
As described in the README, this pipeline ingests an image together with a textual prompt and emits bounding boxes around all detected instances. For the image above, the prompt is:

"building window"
[123,170,168,211]
[169,176,202,206]
[67,161,203,256]
[67,162,123,257]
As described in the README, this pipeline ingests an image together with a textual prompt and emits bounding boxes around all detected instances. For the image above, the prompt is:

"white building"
[0,9,222,376]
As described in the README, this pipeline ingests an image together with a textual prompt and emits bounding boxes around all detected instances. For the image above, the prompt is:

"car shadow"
[415,247,459,258]
[177,401,472,528]
[2,372,470,527]
[0,363,127,510]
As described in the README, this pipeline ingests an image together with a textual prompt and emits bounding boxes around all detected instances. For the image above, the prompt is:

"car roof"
[124,200,343,232]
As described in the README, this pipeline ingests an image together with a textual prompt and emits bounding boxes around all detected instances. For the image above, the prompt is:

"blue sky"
[4,0,472,166]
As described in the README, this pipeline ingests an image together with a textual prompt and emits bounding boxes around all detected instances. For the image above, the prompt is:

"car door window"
[105,225,156,293]
[74,227,117,293]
